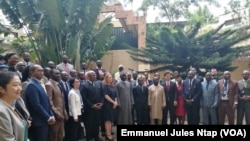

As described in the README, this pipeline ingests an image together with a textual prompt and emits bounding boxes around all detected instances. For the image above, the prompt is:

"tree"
[125,0,250,75]
[127,21,250,75]
[0,0,115,68]
[0,23,17,54]
[132,0,220,25]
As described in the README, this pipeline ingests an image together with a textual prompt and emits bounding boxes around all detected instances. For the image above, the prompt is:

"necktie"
[206,81,209,90]
[224,80,227,88]
[58,83,64,98]
[189,79,192,88]
[167,82,170,91]
[223,80,228,97]
[65,64,69,73]
[64,82,69,92]
[141,86,143,93]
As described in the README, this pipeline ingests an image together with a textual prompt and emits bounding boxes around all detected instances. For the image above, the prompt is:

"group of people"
[0,51,250,141]
[129,68,250,126]
[0,52,117,141]
[108,65,250,126]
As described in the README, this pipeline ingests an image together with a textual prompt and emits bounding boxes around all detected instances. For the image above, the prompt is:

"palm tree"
[0,0,115,68]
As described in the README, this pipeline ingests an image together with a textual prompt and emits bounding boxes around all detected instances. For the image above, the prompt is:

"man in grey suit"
[237,70,250,125]
[56,55,74,73]
[201,72,218,125]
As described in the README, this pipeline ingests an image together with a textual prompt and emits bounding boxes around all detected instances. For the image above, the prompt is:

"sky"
[118,0,231,23]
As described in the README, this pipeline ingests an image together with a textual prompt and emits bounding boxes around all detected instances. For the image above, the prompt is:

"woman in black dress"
[102,72,118,141]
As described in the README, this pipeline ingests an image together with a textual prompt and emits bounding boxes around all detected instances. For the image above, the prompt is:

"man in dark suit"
[80,61,88,73]
[161,72,177,125]
[93,60,106,81]
[25,64,55,141]
[237,70,250,125]
[57,71,71,141]
[81,70,104,141]
[22,52,33,67]
[132,76,150,125]
[191,68,204,82]
[78,71,87,90]
[217,71,238,125]
[182,70,202,125]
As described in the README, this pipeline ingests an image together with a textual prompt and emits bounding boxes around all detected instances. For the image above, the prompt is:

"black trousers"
[68,116,84,141]
[83,110,101,141]
[185,101,200,125]
[162,102,176,125]
[29,124,48,141]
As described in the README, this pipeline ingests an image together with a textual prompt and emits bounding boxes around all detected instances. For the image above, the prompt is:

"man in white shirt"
[114,64,125,82]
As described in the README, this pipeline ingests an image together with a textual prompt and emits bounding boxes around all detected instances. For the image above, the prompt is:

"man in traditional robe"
[148,77,166,125]
[115,72,134,125]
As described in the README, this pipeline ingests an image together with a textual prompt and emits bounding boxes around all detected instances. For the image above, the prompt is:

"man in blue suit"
[25,64,55,141]
[182,70,202,125]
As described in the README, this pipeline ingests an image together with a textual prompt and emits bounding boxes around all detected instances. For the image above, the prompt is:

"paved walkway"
[79,126,117,141]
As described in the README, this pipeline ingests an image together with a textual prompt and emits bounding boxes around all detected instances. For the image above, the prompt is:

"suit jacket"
[238,79,250,97]
[81,81,104,112]
[22,61,33,67]
[182,78,202,102]
[132,85,148,108]
[195,75,204,82]
[0,99,26,141]
[45,79,68,121]
[201,80,218,107]
[15,97,31,121]
[161,81,177,103]
[58,80,70,114]
[25,78,54,126]
[218,79,238,108]
[56,63,74,73]
[93,67,106,80]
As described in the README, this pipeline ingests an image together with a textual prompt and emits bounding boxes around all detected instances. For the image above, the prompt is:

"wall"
[100,49,250,81]
[231,58,250,81]
[101,50,138,75]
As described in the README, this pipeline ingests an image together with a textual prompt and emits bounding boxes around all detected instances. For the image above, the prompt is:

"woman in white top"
[68,78,84,141]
